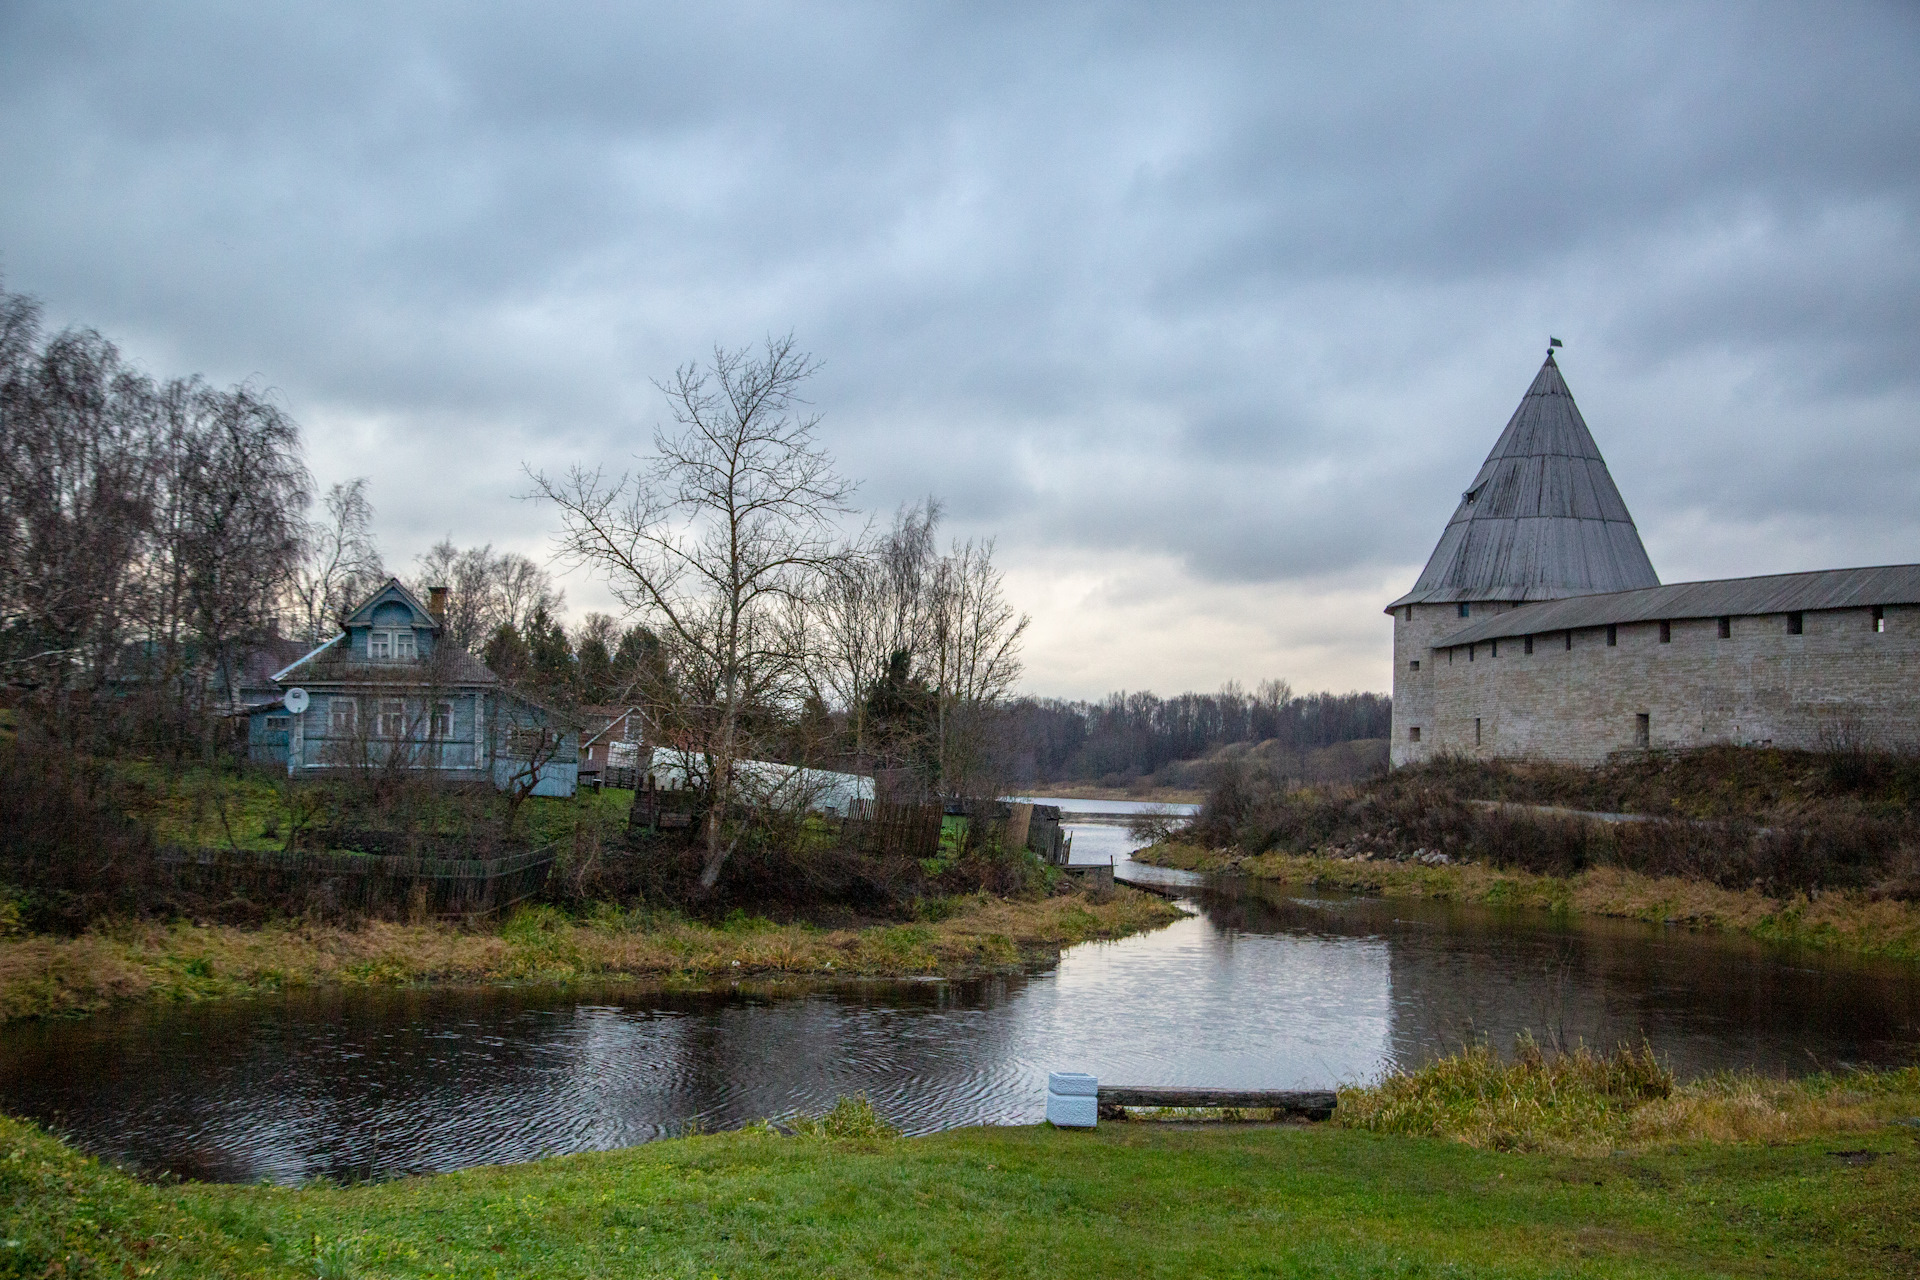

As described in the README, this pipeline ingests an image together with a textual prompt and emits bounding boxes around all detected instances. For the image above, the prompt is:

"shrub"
[789,1094,900,1140]
[1338,1038,1673,1152]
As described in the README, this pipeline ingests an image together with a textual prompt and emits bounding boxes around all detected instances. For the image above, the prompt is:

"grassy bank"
[0,887,1181,1024]
[6,1053,1920,1278]
[1137,842,1920,960]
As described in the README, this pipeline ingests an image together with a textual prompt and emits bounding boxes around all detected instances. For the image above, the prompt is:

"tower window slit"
[1872,606,1885,633]
[1523,635,1533,655]
[1788,612,1803,636]
[1717,616,1731,639]
[1606,624,1617,647]
[1659,620,1671,643]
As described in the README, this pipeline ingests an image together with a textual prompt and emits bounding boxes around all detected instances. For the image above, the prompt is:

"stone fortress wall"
[1392,600,1919,767]
[1386,350,1919,769]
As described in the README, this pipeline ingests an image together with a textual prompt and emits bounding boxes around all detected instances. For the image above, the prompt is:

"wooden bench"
[1096,1087,1337,1121]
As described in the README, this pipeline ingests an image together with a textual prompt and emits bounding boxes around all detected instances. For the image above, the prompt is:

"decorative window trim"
[330,698,356,735]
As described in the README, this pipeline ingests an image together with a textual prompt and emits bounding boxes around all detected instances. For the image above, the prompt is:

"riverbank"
[1135,842,1920,960]
[0,887,1182,1024]
[7,1054,1919,1278]
[1016,783,1203,804]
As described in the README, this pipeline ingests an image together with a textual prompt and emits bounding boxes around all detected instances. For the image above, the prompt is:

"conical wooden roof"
[1389,354,1659,608]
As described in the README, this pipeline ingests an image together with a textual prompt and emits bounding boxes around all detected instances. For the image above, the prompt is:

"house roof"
[1388,353,1660,610]
[340,577,440,631]
[278,640,499,688]
[579,705,643,747]
[1432,563,1920,648]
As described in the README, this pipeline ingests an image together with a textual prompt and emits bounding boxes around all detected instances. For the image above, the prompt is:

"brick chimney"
[428,586,448,622]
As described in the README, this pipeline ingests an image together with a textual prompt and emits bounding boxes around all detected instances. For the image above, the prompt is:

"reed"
[1139,843,1920,960]
[0,887,1181,1024]
[1338,1040,1920,1155]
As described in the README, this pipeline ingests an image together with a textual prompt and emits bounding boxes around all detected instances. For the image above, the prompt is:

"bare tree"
[168,382,310,710]
[813,498,941,767]
[409,541,563,653]
[532,335,853,890]
[0,314,160,701]
[927,536,1029,795]
[288,478,384,643]
[0,279,314,748]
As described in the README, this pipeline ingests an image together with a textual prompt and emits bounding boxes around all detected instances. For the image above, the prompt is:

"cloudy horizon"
[4,2,1916,700]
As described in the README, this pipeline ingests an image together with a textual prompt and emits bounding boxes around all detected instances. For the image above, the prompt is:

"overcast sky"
[3,3,1916,699]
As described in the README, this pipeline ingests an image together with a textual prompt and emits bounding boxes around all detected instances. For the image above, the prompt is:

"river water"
[2,797,1915,1184]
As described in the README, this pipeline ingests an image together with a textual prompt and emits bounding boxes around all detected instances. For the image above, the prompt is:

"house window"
[330,698,356,735]
[432,702,453,739]
[379,700,407,738]
[1635,713,1651,748]
[1606,625,1618,647]
[1409,726,1421,743]
[1659,621,1671,643]
[1872,606,1885,633]
[1524,635,1533,655]
[369,631,391,660]
[1474,718,1482,746]
[395,630,417,660]
[1458,603,1471,618]
[1409,659,1420,672]
[1788,612,1804,636]
[506,726,547,759]
[1404,606,1413,622]
[1718,616,1731,639]
[265,715,291,732]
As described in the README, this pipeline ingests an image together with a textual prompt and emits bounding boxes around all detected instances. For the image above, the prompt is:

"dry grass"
[1140,842,1920,960]
[0,887,1182,1024]
[1337,1040,1920,1155]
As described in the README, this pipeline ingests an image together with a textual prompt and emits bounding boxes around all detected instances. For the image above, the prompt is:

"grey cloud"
[2,1,1917,672]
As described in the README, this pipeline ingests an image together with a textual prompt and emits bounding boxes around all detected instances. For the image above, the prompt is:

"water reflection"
[2,880,1915,1184]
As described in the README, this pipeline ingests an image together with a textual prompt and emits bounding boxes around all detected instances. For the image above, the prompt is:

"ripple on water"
[3,881,1918,1182]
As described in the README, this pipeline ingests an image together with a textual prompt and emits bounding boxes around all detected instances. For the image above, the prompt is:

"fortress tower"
[1387,353,1659,765]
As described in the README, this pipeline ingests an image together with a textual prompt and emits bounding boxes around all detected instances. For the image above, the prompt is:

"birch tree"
[532,335,853,890]
[287,479,384,643]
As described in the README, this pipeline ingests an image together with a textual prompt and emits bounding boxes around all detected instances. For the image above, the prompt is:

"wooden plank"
[1096,1087,1337,1119]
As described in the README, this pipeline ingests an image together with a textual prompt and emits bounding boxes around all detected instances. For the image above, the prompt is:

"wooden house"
[245,578,579,796]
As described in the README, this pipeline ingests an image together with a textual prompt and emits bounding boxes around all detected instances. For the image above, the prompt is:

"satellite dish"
[284,688,309,715]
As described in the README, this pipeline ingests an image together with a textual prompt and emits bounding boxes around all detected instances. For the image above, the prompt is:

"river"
[2,796,1914,1183]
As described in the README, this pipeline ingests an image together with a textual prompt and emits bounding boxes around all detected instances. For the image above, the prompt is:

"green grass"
[115,759,632,855]
[5,1097,1919,1278]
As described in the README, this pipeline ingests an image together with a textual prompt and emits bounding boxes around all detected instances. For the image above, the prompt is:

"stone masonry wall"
[1391,600,1520,767]
[1397,604,1920,766]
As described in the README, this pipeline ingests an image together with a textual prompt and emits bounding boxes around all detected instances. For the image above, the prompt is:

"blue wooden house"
[245,579,578,797]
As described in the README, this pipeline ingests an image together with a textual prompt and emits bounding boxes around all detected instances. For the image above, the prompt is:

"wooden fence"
[158,843,557,918]
[836,799,944,860]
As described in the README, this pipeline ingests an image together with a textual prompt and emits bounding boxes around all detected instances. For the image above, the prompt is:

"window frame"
[330,698,356,736]
[379,699,407,739]
[431,701,453,739]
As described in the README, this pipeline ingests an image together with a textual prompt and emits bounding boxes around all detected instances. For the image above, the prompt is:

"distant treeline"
[1000,681,1391,785]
